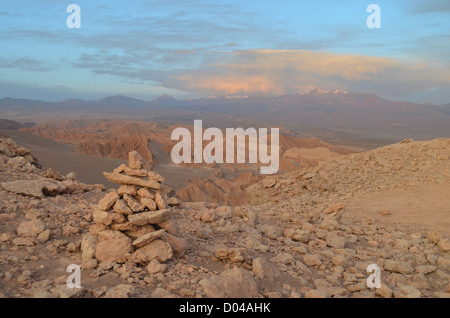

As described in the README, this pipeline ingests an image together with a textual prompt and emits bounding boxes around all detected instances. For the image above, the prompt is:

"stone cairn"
[81,151,187,270]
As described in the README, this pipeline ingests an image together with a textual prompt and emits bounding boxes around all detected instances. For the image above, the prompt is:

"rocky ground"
[0,136,449,298]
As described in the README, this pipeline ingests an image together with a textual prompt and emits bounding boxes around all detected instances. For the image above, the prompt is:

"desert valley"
[1,0,450,303]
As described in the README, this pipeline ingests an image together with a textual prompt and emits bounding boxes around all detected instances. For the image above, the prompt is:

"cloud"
[70,48,450,103]
[163,50,450,101]
[0,56,56,72]
[410,0,450,13]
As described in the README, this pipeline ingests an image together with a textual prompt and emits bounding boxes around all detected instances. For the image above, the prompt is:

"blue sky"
[0,0,449,103]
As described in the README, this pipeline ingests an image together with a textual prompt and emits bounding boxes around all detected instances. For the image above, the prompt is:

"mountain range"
[2,90,450,147]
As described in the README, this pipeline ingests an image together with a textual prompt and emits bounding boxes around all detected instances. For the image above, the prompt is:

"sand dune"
[0,129,125,187]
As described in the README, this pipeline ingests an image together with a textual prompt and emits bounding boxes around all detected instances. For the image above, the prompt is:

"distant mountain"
[91,95,148,108]
[1,91,450,143]
[436,104,450,116]
[150,94,179,107]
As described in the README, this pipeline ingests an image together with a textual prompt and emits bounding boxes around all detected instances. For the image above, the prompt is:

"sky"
[0,0,449,104]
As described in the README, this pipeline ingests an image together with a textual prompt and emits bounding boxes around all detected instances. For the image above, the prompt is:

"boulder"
[81,233,98,261]
[95,237,133,263]
[160,231,189,258]
[127,209,171,226]
[128,239,173,264]
[123,194,145,212]
[128,151,144,169]
[132,229,165,248]
[17,219,46,238]
[97,191,119,211]
[103,172,160,190]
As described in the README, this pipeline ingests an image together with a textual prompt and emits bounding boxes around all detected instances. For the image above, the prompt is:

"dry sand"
[0,129,125,187]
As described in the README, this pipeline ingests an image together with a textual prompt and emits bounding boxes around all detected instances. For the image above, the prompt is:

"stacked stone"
[82,151,187,269]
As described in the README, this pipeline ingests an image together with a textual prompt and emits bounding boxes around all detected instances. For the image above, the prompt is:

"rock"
[415,265,437,274]
[117,185,137,196]
[132,229,165,248]
[148,171,165,183]
[305,289,329,298]
[157,219,179,236]
[286,229,309,243]
[320,215,340,231]
[12,237,35,246]
[81,259,98,269]
[303,254,322,267]
[140,198,157,211]
[438,256,450,266]
[252,257,281,282]
[128,209,171,226]
[104,284,135,298]
[323,202,346,214]
[110,222,140,232]
[201,209,217,223]
[97,230,127,242]
[81,234,98,261]
[36,229,51,243]
[42,168,64,181]
[128,239,173,264]
[125,225,156,239]
[146,259,167,274]
[0,142,15,156]
[375,284,393,298]
[124,167,149,177]
[93,210,127,225]
[160,231,188,258]
[123,194,145,212]
[103,172,160,190]
[247,210,259,227]
[66,172,77,180]
[62,225,80,236]
[271,253,294,265]
[438,238,450,252]
[137,188,155,199]
[1,178,65,198]
[17,219,46,238]
[199,268,259,298]
[259,224,284,240]
[95,237,133,263]
[97,191,119,211]
[89,224,108,235]
[326,233,346,249]
[167,197,182,207]
[8,156,27,167]
[113,164,127,173]
[128,151,144,169]
[384,260,414,274]
[155,192,167,210]
[393,285,422,298]
[50,285,85,298]
[428,231,441,244]
[332,255,347,267]
[113,199,133,215]
[151,288,173,298]
[214,246,245,263]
